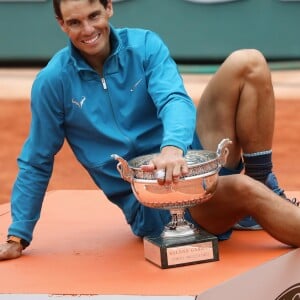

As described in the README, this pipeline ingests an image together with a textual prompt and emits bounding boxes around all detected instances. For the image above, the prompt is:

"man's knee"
[227,49,269,80]
[228,49,272,90]
[221,174,257,201]
[229,49,266,66]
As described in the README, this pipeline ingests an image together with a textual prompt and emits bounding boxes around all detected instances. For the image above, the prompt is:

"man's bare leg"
[189,175,300,247]
[195,49,292,230]
[196,49,274,165]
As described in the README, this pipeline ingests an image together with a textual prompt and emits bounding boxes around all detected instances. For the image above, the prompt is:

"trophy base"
[143,228,219,269]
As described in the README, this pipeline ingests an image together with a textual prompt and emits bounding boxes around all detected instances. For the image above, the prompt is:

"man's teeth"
[83,34,99,44]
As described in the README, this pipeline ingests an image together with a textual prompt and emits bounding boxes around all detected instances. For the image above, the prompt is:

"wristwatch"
[7,236,29,249]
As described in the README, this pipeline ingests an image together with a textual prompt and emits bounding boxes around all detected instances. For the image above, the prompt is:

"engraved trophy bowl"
[111,138,231,240]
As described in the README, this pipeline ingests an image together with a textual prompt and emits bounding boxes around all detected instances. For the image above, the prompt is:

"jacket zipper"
[101,77,107,90]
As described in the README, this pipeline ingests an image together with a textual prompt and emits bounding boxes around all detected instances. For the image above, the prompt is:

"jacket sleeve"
[8,70,65,244]
[144,31,196,155]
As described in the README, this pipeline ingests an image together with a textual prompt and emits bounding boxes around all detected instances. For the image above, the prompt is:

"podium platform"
[0,190,299,299]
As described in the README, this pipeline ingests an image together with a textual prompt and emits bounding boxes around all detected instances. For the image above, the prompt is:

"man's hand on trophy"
[0,241,23,261]
[141,146,188,185]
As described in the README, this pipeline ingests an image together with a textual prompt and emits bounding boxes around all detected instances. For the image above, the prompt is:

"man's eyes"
[67,20,80,27]
[66,12,101,28]
[89,12,100,20]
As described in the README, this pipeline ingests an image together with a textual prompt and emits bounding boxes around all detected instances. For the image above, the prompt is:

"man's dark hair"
[53,0,108,20]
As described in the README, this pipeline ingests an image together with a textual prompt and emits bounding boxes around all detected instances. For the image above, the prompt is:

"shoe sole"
[233,224,263,231]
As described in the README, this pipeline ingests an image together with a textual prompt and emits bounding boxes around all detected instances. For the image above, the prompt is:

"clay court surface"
[0,68,300,298]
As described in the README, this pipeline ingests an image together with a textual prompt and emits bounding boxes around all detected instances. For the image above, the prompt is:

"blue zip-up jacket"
[8,26,196,244]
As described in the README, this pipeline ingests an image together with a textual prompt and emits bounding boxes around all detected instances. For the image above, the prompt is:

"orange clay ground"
[0,68,299,298]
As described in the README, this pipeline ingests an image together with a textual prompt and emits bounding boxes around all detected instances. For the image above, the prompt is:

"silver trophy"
[112,138,231,268]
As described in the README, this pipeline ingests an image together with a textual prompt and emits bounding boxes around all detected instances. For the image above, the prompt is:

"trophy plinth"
[144,206,219,268]
[144,228,219,269]
[112,138,231,269]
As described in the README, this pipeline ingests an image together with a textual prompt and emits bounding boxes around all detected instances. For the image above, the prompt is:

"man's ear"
[56,17,67,33]
[106,0,114,18]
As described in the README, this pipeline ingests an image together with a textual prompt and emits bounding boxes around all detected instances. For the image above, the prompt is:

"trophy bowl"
[112,138,231,239]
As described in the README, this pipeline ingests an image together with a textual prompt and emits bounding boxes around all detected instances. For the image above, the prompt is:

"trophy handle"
[216,138,232,166]
[111,154,133,183]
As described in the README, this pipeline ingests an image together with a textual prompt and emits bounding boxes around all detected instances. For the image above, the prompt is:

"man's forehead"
[61,0,100,5]
[60,0,102,11]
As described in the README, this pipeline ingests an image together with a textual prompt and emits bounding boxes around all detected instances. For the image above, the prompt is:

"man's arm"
[1,70,66,260]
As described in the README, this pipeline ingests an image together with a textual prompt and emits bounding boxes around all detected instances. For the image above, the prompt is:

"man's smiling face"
[57,0,113,63]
